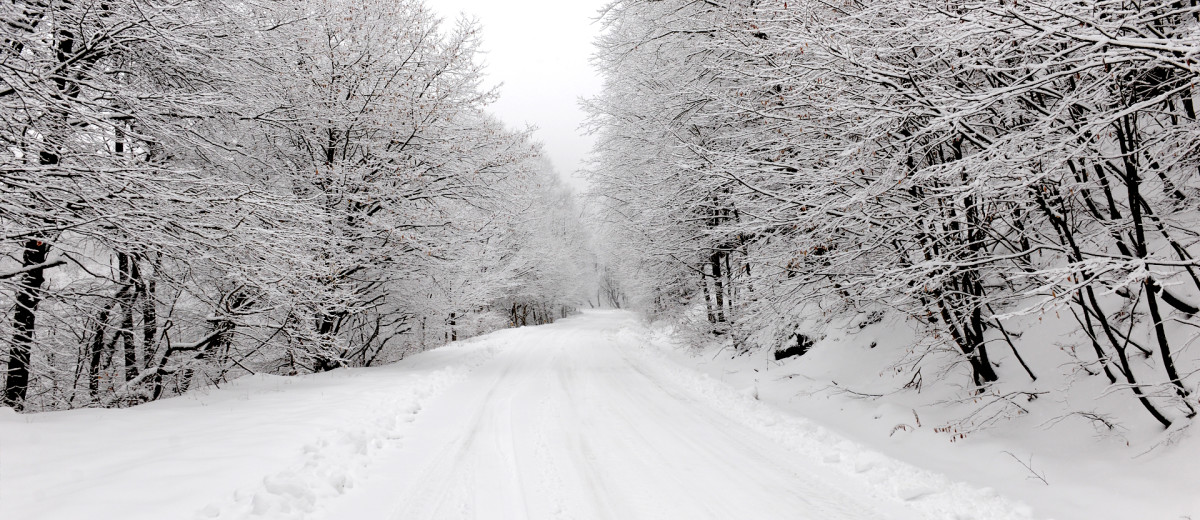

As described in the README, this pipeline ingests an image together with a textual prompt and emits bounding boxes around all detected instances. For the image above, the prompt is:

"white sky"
[426,0,609,191]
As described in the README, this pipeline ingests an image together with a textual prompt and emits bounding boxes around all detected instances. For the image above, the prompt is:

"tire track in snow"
[382,349,530,519]
[319,312,1034,520]
[554,349,630,520]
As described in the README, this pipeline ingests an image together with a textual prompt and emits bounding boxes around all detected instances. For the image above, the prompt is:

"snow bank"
[0,332,516,520]
[610,324,1038,520]
[634,309,1200,520]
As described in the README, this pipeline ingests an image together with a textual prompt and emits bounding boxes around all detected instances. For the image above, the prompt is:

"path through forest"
[1,311,1033,520]
[328,311,1022,520]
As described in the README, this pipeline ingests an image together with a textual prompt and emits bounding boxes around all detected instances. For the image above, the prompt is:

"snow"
[0,334,508,520]
[1,309,1171,519]
[646,306,1200,520]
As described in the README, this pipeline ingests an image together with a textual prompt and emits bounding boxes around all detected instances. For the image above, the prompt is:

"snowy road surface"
[2,310,1033,520]
[333,312,918,520]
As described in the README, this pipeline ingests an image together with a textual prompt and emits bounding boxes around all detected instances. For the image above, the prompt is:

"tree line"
[1,0,593,411]
[587,0,1200,429]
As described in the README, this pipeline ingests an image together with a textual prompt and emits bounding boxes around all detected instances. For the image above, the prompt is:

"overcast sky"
[426,0,609,191]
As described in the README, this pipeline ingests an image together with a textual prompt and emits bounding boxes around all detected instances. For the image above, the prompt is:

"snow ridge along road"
[0,333,509,520]
[1,310,1037,520]
[329,310,1036,520]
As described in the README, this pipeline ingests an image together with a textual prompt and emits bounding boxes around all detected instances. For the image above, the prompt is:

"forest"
[3,0,1199,456]
[0,0,594,411]
[4,0,1200,517]
[585,0,1200,433]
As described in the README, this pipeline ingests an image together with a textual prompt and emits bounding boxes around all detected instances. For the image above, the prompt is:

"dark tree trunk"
[711,253,726,323]
[87,300,118,399]
[3,0,85,409]
[117,252,139,382]
[1115,114,1194,417]
[3,239,51,409]
[701,267,715,324]
[140,255,158,371]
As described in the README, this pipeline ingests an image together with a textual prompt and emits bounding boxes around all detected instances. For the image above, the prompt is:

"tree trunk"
[140,255,158,373]
[3,239,51,409]
[117,252,139,382]
[711,253,725,323]
[87,300,117,399]
[701,266,715,324]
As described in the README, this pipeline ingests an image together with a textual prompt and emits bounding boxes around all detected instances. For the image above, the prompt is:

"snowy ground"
[647,308,1200,520]
[0,310,1149,519]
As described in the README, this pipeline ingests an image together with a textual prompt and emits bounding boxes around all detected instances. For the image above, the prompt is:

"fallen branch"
[1003,451,1049,485]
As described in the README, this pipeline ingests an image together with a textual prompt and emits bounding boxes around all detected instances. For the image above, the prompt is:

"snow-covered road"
[2,310,1034,520]
[333,311,916,520]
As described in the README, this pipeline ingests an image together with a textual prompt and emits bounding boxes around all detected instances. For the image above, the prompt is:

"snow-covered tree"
[1,0,596,411]
[586,0,1200,429]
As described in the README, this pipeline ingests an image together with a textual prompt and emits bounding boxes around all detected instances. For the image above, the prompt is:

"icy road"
[0,311,1034,520]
